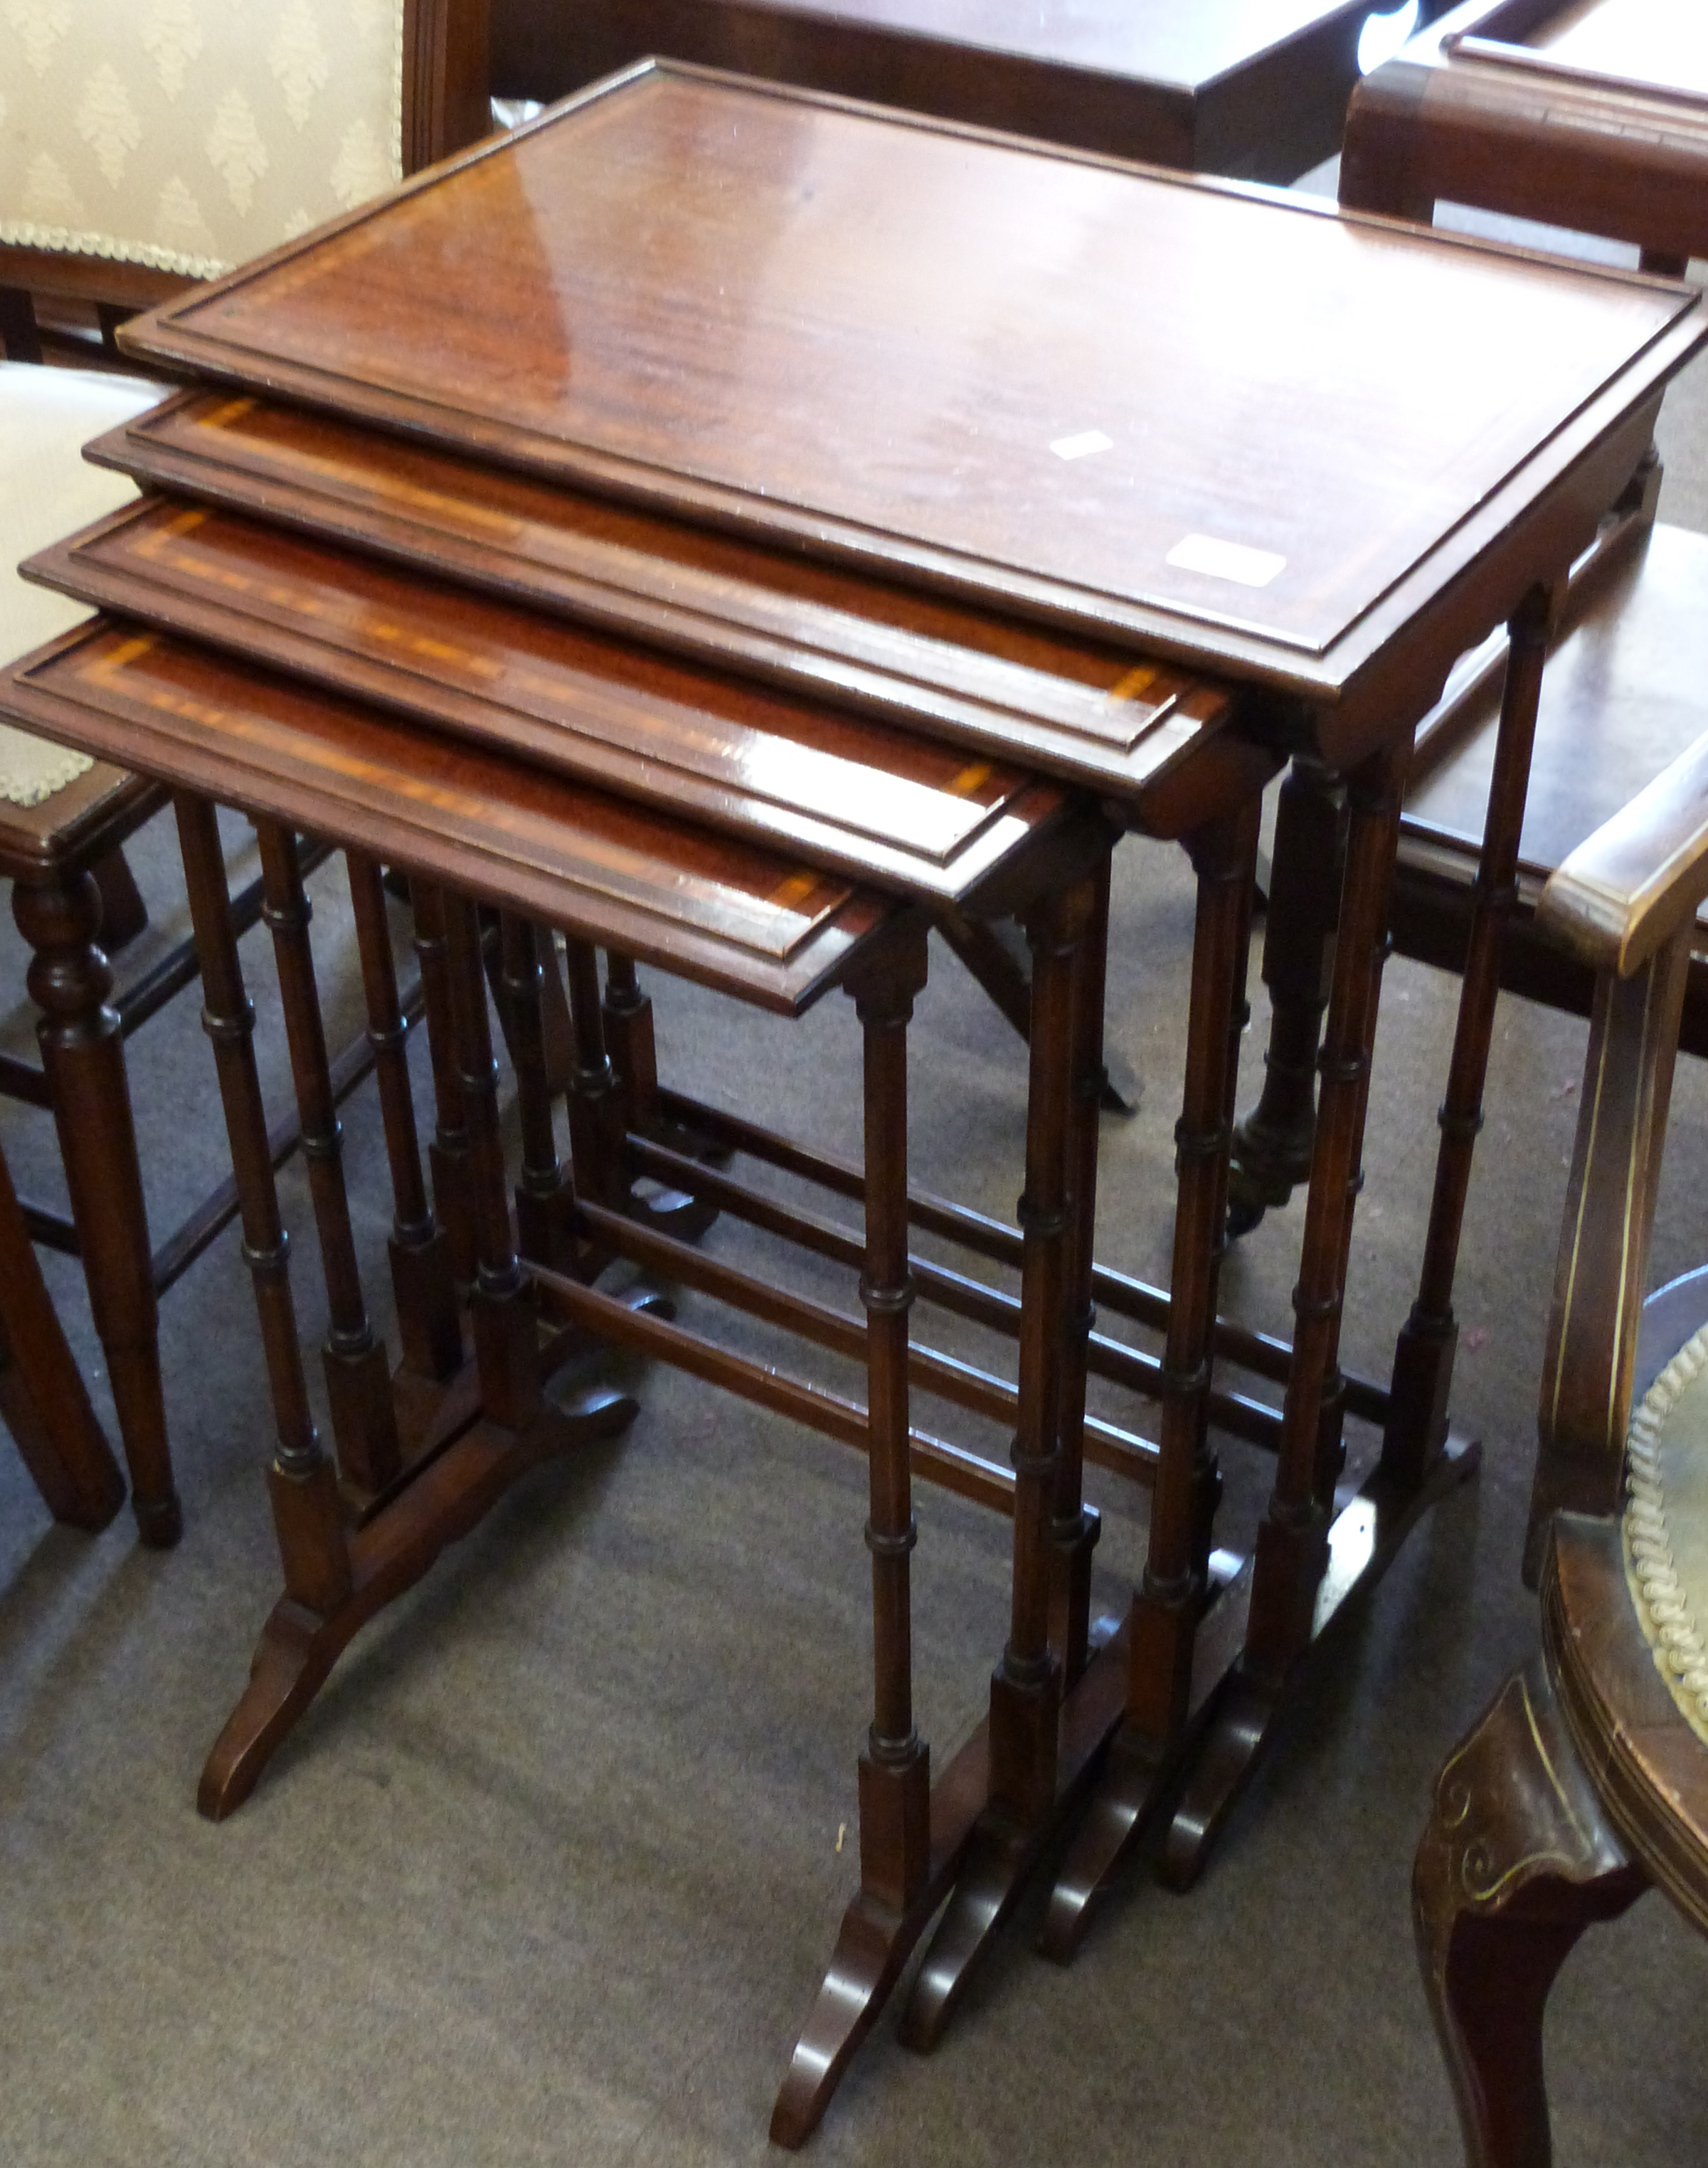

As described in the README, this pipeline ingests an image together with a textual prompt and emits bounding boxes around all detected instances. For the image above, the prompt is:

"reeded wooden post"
[1383,586,1551,1490]
[500,913,580,1275]
[255,821,400,1496]
[410,879,477,1281]
[440,891,541,1432]
[1226,756,1344,1234]
[1245,742,1408,1683]
[1047,851,1113,1691]
[989,873,1096,1827]
[847,922,932,1913]
[346,852,462,1382]
[1127,799,1262,1741]
[13,864,179,1543]
[175,793,349,1616]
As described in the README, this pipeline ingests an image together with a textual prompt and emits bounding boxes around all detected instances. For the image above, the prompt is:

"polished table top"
[121,66,1707,753]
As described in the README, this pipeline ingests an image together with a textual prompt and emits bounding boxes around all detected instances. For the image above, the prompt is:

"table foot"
[1159,1427,1482,1893]
[1036,1727,1172,1962]
[770,1720,990,2150]
[899,1626,1128,2049]
[197,1383,636,1821]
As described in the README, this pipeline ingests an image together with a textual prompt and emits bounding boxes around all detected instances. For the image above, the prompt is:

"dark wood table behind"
[493,0,1410,180]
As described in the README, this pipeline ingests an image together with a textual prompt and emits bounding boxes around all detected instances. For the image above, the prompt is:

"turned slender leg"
[899,870,1113,2048]
[1226,758,1344,1236]
[410,881,477,1281]
[500,914,580,1276]
[602,952,659,1133]
[1384,588,1551,1489]
[562,937,629,1215]
[440,894,542,1433]
[1414,1654,1645,2168]
[1041,803,1261,1957]
[0,1133,124,1531]
[771,924,941,2149]
[1248,742,1409,1678]
[14,866,179,1544]
[1142,746,1411,1888]
[346,852,462,1384]
[255,823,401,1498]
[853,929,933,1905]
[1049,860,1113,1691]
[597,950,718,1235]
[180,793,354,1816]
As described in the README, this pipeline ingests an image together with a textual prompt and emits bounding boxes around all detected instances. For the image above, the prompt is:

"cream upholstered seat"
[0,1,492,1547]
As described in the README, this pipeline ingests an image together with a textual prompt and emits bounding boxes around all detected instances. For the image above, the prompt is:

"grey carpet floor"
[6,236,1708,2168]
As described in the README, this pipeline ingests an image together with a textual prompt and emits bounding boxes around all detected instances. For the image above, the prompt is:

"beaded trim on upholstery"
[1625,1322,1708,1747]
[0,0,405,280]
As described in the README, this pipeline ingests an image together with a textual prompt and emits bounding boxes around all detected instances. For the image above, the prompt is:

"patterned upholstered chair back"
[1,0,491,356]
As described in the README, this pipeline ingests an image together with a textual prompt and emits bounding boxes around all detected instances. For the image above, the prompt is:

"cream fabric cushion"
[1625,1321,1708,1747]
[0,361,166,803]
[0,0,405,279]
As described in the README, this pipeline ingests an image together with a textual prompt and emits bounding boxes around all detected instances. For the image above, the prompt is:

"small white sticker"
[1050,430,1114,462]
[1166,534,1286,588]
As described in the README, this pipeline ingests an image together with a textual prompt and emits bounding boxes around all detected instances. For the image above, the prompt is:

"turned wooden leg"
[601,951,660,1133]
[0,1134,124,1530]
[442,893,542,1433]
[561,936,629,1214]
[346,852,462,1384]
[256,823,401,1498]
[852,926,933,1916]
[1414,1654,1647,2168]
[987,877,1099,1831]
[410,880,477,1282]
[1048,861,1112,1693]
[773,924,948,2147]
[1226,757,1344,1236]
[1384,588,1551,1491]
[1248,741,1409,1680]
[501,914,580,1276]
[1040,803,1259,1960]
[1132,798,1263,1738]
[14,865,179,1545]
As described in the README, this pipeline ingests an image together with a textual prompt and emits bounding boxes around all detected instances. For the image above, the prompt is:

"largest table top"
[119,63,1706,763]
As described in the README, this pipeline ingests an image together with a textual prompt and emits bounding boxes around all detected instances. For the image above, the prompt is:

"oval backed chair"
[0,0,492,1545]
[1414,733,1708,2164]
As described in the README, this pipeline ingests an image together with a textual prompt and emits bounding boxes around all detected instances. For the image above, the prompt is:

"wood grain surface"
[0,622,901,1012]
[83,392,1268,821]
[117,65,1706,722]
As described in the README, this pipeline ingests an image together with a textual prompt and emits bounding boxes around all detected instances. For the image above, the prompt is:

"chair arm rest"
[1536,729,1708,978]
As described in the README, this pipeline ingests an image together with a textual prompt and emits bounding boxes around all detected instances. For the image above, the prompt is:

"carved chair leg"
[14,865,180,1545]
[1414,1654,1647,2168]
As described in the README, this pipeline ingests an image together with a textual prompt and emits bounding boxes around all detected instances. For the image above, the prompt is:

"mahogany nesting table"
[493,0,1391,180]
[6,58,1705,2142]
